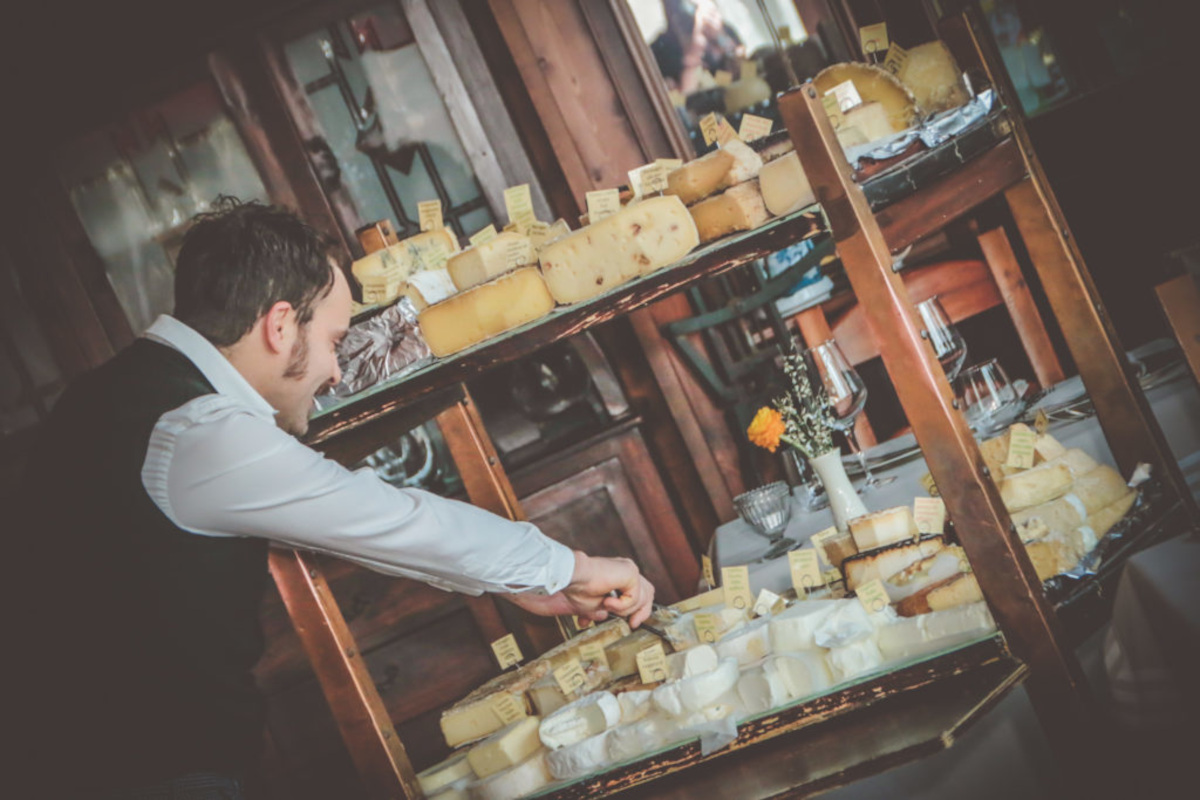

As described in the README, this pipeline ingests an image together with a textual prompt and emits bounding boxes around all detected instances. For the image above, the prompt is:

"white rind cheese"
[469,751,552,800]
[617,690,654,724]
[403,268,457,311]
[769,600,841,653]
[538,196,699,304]
[652,657,739,717]
[714,619,771,666]
[771,652,834,700]
[545,731,612,781]
[467,716,543,780]
[666,645,719,681]
[538,691,621,750]
[826,638,886,683]
[876,602,996,662]
[417,267,554,357]
[606,716,674,764]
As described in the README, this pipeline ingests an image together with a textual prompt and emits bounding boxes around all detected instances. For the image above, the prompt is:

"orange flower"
[747,407,786,452]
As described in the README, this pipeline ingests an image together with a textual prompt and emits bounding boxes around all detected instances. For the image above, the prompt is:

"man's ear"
[262,300,296,356]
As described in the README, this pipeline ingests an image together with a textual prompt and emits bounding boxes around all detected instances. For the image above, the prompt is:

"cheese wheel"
[417,267,554,357]
[447,231,534,291]
[813,62,917,133]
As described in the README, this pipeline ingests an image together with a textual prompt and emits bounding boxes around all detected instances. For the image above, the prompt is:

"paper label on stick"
[693,612,721,644]
[470,224,498,247]
[882,43,909,79]
[859,23,889,57]
[635,643,669,684]
[628,162,668,198]
[1006,424,1038,469]
[715,116,739,145]
[821,93,846,130]
[827,79,863,113]
[586,189,621,223]
[913,497,947,535]
[503,236,528,269]
[418,199,443,232]
[490,633,523,669]
[809,526,838,569]
[721,566,753,611]
[789,549,824,594]
[553,660,588,698]
[856,579,890,614]
[503,184,535,233]
[700,113,721,146]
[528,220,551,250]
[702,554,715,588]
[492,693,525,724]
[754,588,784,617]
[738,113,773,142]
[579,641,609,670]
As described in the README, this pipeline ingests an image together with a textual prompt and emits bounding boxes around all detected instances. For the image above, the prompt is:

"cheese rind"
[688,180,770,243]
[538,196,700,304]
[666,149,736,205]
[759,152,816,217]
[447,232,534,291]
[666,644,719,681]
[876,602,996,662]
[467,716,543,780]
[997,462,1074,512]
[843,536,946,592]
[847,506,921,552]
[417,267,554,357]
[538,692,621,750]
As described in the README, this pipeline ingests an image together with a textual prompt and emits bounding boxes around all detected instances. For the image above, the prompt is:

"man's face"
[275,267,352,436]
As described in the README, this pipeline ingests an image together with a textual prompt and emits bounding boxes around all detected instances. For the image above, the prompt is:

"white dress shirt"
[140,315,576,596]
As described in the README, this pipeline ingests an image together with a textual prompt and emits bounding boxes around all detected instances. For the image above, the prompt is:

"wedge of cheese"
[528,662,612,717]
[997,462,1073,512]
[440,661,544,748]
[827,638,886,683]
[895,572,982,617]
[769,600,841,653]
[651,657,739,718]
[665,139,763,205]
[843,533,946,592]
[447,231,534,291]
[814,62,917,133]
[847,506,921,551]
[418,267,554,357]
[539,196,699,304]
[689,180,770,243]
[759,151,815,217]
[1011,495,1086,542]
[351,246,406,305]
[468,716,543,779]
[402,268,456,311]
[1070,465,1128,514]
[901,40,969,114]
[604,629,667,680]
[883,546,969,603]
[714,619,771,666]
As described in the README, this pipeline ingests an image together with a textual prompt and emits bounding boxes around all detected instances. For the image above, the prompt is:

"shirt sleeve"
[142,395,577,596]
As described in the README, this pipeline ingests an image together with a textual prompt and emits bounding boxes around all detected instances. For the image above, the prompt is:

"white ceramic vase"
[808,448,868,532]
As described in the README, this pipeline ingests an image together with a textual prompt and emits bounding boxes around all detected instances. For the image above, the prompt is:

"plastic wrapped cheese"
[688,180,770,244]
[545,730,612,781]
[826,638,886,682]
[538,692,621,750]
[652,658,739,717]
[769,600,841,653]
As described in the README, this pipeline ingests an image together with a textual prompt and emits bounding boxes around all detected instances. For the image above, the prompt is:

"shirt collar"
[142,315,277,419]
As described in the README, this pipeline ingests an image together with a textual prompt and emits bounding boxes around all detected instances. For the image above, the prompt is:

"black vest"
[16,339,271,793]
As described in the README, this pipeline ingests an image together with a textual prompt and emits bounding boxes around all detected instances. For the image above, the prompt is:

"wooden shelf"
[533,637,1024,800]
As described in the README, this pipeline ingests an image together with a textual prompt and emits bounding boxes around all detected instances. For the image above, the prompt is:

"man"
[16,200,653,798]
[651,0,744,95]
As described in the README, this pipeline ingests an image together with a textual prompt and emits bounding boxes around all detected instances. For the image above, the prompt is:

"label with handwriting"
[553,659,588,698]
[579,641,608,670]
[503,236,529,269]
[528,220,551,250]
[859,22,889,57]
[754,588,784,617]
[827,79,863,113]
[700,113,720,146]
[628,162,667,198]
[470,224,498,248]
[809,526,838,568]
[788,549,824,593]
[715,116,739,145]
[418,199,443,232]
[702,554,715,588]
[586,188,621,223]
[693,611,721,644]
[1006,423,1037,469]
[635,642,669,684]
[503,184,535,234]
[913,497,947,535]
[490,633,523,669]
[492,693,525,724]
[882,43,909,78]
[721,565,753,611]
[821,93,845,130]
[738,113,773,142]
[856,579,890,614]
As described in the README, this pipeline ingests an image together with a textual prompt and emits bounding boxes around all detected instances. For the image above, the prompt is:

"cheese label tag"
[700,113,720,146]
[740,59,758,80]
[671,586,724,613]
[628,161,668,198]
[827,79,863,113]
[693,611,721,643]
[715,116,739,145]
[856,579,890,614]
[701,554,715,588]
[778,25,792,44]
[809,526,838,569]
[714,69,733,86]
[490,633,523,669]
[579,641,609,670]
[635,643,669,684]
[586,188,621,223]
[738,113,773,142]
[721,566,753,611]
[418,199,443,232]
[919,472,940,497]
[421,240,450,271]
[882,43,909,79]
[1006,424,1038,470]
[503,184,535,234]
[491,693,525,725]
[821,93,846,130]
[1034,408,1050,436]
[822,568,843,586]
[788,549,824,593]
[528,220,551,250]
[913,497,947,535]
[753,588,784,617]
[470,224,498,247]
[859,22,889,58]
[553,659,588,698]
[503,236,529,269]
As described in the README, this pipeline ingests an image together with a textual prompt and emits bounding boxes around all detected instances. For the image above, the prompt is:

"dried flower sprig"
[747,353,835,459]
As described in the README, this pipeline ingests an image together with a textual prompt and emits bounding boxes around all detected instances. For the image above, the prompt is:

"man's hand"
[506,551,655,628]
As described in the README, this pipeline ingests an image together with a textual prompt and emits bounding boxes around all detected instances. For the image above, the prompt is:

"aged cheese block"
[901,41,969,114]
[714,618,771,666]
[604,629,667,680]
[876,602,996,662]
[1070,465,1128,514]
[1011,495,1085,542]
[896,572,982,616]
[538,692,621,750]
[528,662,612,717]
[468,716,543,779]
[651,657,739,717]
[826,638,886,683]
[447,232,534,291]
[440,664,543,748]
[997,462,1074,512]
[541,618,631,671]
[749,130,795,162]
[759,151,816,217]
[847,505,921,552]
[351,246,406,305]
[469,751,552,800]
[814,62,917,133]
[840,101,893,145]
[546,730,611,781]
[418,267,554,357]
[688,180,770,243]
[665,148,735,205]
[883,545,968,603]
[661,607,747,650]
[417,751,475,796]
[769,600,841,653]
[539,196,700,304]
[402,268,457,311]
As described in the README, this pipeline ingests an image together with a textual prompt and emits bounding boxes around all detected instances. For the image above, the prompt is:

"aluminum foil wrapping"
[328,298,433,399]
[843,89,995,168]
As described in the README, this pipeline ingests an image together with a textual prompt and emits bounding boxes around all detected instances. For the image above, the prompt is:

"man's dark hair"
[174,198,337,347]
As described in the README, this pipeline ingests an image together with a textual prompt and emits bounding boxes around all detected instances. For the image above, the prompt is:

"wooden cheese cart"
[270,7,1197,799]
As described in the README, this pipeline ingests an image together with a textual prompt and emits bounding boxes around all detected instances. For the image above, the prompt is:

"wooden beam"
[1155,274,1200,386]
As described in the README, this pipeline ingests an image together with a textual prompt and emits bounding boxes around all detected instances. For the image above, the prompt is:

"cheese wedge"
[847,506,921,551]
[883,546,969,603]
[843,536,946,592]
[769,600,841,653]
[417,267,554,357]
[689,180,770,243]
[1070,465,1128,514]
[539,196,699,304]
[901,41,969,114]
[997,462,1073,512]
[469,751,552,800]
[814,62,917,133]
[447,231,534,291]
[468,716,543,779]
[895,572,982,616]
[665,148,735,205]
[758,151,816,217]
[666,644,719,681]
[351,246,406,305]
[402,268,456,311]
[604,629,667,680]
[1011,495,1085,542]
[651,657,739,717]
[840,101,893,145]
[440,663,543,748]
[714,618,771,666]
[826,638,886,683]
[528,662,612,717]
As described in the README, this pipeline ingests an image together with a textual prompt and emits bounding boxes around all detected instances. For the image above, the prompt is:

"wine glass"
[954,358,1019,436]
[806,339,896,488]
[733,482,797,560]
[916,296,968,380]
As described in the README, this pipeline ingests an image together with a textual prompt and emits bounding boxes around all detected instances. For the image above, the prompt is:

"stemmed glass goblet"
[916,295,968,381]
